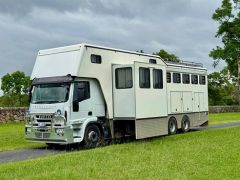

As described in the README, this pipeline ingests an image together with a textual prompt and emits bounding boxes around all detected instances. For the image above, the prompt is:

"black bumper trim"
[26,138,67,143]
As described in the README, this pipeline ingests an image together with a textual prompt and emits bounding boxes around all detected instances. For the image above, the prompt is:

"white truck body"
[25,43,208,144]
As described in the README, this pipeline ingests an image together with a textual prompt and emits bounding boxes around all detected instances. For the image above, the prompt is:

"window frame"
[91,54,102,64]
[199,75,206,85]
[139,67,151,88]
[115,67,133,89]
[173,73,181,84]
[167,72,171,83]
[149,59,157,64]
[182,74,190,84]
[191,75,198,84]
[153,69,163,89]
[73,81,90,102]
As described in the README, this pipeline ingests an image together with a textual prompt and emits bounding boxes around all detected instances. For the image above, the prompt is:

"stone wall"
[0,106,240,123]
[0,107,27,123]
[209,106,240,113]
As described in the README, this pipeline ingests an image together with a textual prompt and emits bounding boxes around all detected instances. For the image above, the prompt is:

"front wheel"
[83,124,103,149]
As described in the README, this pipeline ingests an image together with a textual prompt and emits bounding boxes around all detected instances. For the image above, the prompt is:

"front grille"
[43,133,50,138]
[37,119,51,123]
[35,132,42,138]
[33,114,53,127]
[36,115,53,119]
[35,132,51,138]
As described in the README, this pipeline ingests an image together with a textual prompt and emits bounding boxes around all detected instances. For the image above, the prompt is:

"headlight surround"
[53,116,65,125]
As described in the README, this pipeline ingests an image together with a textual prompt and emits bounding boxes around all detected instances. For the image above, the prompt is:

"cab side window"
[73,81,90,102]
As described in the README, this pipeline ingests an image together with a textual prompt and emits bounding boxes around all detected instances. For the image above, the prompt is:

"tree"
[153,49,180,63]
[209,0,240,78]
[1,71,30,107]
[208,67,239,105]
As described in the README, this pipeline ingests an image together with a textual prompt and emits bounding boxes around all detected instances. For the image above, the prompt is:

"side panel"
[182,92,193,112]
[199,92,205,111]
[194,92,200,112]
[135,62,168,119]
[170,92,182,113]
[112,65,135,118]
[135,117,168,139]
[78,47,166,119]
[134,62,168,139]
[31,50,81,79]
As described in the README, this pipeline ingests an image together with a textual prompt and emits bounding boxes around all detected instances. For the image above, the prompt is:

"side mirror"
[28,86,33,103]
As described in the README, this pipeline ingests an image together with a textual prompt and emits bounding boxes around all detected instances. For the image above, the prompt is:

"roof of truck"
[38,43,206,70]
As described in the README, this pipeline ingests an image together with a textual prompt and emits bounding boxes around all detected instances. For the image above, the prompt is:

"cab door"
[71,80,93,120]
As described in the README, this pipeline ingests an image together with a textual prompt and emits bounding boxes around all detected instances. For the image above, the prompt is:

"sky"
[0,0,225,95]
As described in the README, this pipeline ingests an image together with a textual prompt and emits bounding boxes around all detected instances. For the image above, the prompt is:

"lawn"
[209,112,240,124]
[1,112,240,152]
[0,123,43,151]
[1,126,240,179]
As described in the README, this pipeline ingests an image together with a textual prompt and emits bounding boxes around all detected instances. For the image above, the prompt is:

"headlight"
[53,116,65,124]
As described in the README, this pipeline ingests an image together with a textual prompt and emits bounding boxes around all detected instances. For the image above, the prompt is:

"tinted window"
[139,68,150,88]
[199,75,206,85]
[73,81,90,102]
[115,68,133,89]
[191,75,198,84]
[173,73,181,83]
[153,69,163,89]
[167,72,171,83]
[182,74,190,84]
[149,59,156,64]
[91,54,102,64]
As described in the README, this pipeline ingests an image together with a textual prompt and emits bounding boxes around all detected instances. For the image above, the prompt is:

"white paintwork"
[134,62,168,119]
[112,64,135,118]
[31,46,81,79]
[166,65,208,115]
[29,43,208,143]
[69,78,105,121]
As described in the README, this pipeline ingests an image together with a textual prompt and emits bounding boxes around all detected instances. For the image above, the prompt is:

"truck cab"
[25,75,107,147]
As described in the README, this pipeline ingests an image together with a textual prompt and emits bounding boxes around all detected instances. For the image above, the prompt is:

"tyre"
[168,117,178,135]
[181,116,190,133]
[83,124,103,149]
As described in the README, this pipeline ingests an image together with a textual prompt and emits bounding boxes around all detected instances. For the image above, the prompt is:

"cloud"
[0,0,224,80]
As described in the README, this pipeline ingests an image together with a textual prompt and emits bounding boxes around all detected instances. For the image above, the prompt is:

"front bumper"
[25,125,82,144]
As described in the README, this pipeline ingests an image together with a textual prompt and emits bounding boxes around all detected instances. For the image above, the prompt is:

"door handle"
[88,111,92,116]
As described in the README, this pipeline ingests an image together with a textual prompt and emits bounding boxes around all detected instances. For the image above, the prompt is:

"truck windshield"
[31,83,70,104]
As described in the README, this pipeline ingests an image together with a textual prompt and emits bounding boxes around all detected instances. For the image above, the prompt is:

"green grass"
[1,126,240,179]
[0,112,240,152]
[209,112,240,124]
[0,123,43,151]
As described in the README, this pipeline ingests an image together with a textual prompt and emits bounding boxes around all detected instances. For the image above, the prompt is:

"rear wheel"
[83,124,103,149]
[181,116,190,133]
[168,117,177,135]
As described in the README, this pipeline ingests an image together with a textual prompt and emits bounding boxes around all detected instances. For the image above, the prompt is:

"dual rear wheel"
[168,116,190,135]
